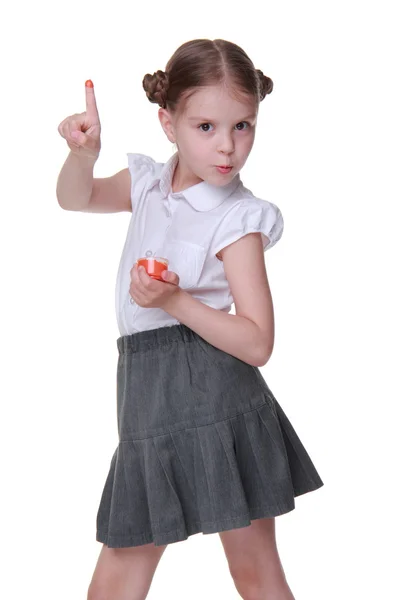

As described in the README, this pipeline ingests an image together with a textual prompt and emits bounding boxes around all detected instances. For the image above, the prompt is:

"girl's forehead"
[183,85,257,117]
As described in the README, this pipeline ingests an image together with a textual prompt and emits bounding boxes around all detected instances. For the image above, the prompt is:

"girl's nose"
[217,134,235,154]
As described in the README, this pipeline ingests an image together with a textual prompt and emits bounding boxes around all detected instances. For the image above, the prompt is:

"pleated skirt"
[96,324,324,547]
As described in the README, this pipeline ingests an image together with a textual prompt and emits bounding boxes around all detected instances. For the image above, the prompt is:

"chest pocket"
[159,240,207,290]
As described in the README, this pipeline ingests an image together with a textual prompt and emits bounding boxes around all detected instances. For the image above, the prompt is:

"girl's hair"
[142,39,273,114]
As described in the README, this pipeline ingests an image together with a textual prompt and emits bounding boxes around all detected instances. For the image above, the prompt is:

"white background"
[1,0,399,598]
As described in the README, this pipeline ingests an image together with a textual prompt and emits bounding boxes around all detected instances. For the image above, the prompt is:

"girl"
[57,38,323,600]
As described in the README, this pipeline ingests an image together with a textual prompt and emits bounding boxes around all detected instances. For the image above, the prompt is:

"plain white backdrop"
[1,0,399,598]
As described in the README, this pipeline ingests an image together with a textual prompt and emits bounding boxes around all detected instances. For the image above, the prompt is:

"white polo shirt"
[115,152,284,336]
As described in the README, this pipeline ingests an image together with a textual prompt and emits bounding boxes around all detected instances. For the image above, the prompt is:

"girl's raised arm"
[57,81,131,213]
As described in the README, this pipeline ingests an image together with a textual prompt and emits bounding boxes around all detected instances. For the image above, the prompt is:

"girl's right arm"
[56,153,131,213]
[56,81,131,213]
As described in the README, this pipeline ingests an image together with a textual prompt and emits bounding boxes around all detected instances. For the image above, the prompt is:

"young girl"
[57,38,323,600]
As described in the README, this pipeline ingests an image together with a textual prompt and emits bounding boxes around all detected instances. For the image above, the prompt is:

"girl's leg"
[219,517,295,600]
[87,542,168,600]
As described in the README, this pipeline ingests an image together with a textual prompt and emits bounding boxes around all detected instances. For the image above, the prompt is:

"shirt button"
[129,296,135,304]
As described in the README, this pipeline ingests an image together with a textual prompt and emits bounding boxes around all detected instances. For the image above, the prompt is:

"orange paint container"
[136,256,169,281]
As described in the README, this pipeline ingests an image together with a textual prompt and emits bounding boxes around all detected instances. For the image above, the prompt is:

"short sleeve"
[126,153,156,211]
[212,199,284,256]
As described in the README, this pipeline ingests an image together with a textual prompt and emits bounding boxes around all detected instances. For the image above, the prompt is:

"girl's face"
[159,84,258,190]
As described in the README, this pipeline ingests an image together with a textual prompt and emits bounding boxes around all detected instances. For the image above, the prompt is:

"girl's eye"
[235,122,250,131]
[199,123,214,132]
[198,122,251,132]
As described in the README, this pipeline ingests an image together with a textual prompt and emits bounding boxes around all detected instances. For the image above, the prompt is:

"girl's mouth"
[216,166,233,174]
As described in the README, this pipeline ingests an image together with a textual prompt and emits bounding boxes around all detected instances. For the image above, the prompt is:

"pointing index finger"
[85,80,99,122]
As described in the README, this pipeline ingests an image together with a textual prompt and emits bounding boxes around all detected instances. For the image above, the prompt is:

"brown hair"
[142,39,273,113]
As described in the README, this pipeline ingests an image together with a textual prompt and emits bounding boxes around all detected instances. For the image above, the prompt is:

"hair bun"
[142,70,169,108]
[256,69,273,101]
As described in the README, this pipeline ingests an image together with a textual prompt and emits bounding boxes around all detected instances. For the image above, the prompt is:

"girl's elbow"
[252,345,273,367]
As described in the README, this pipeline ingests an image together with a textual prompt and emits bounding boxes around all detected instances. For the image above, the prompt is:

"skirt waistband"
[117,324,199,354]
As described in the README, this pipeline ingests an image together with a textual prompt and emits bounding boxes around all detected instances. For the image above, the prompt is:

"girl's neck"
[171,158,203,193]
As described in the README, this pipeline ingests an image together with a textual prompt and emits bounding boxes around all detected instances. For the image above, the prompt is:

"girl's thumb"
[162,270,179,285]
[71,130,86,145]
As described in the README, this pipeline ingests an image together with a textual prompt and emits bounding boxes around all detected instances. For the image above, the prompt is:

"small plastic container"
[136,256,169,281]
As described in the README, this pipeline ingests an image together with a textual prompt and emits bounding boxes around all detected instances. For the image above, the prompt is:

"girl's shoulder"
[212,182,284,254]
[125,153,166,203]
[126,152,159,176]
[226,181,281,213]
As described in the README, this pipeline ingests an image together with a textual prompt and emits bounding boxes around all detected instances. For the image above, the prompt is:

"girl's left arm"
[163,232,275,367]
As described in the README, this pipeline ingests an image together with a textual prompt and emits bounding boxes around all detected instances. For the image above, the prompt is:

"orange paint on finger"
[136,257,169,281]
[85,80,94,88]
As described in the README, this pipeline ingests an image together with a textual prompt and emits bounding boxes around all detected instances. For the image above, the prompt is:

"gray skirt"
[96,324,324,548]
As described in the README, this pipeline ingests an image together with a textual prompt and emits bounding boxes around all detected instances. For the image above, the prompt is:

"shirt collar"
[148,152,241,212]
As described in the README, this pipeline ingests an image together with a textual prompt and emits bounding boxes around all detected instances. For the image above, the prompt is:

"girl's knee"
[87,582,104,600]
[87,543,167,600]
[87,581,148,600]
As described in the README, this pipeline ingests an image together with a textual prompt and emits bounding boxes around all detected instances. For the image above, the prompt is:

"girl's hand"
[129,264,181,309]
[57,81,101,160]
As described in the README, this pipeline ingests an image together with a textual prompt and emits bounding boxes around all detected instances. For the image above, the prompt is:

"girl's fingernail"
[85,80,94,88]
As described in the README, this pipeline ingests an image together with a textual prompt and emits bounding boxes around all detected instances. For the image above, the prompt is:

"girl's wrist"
[162,287,186,315]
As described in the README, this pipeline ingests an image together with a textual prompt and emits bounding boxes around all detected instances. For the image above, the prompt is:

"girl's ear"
[158,108,176,143]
